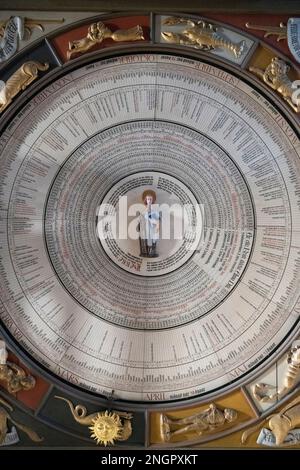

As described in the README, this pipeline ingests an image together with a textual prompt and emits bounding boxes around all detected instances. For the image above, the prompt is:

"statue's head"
[87,22,107,41]
[270,57,289,76]
[142,189,156,206]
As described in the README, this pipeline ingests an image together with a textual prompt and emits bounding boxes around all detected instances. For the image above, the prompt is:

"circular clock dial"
[0,53,299,402]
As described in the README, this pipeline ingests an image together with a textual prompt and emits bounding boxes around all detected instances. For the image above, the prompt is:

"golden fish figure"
[67,21,144,60]
[161,17,245,59]
[55,396,132,446]
[242,395,300,446]
[249,57,300,113]
[0,61,49,114]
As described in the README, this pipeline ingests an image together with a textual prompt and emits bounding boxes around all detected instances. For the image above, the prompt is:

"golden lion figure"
[67,21,144,60]
[0,61,49,113]
[249,57,300,113]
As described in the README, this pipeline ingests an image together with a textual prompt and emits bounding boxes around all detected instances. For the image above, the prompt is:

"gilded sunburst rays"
[89,410,122,446]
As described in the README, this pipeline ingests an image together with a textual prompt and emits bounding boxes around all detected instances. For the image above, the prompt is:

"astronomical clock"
[0,0,300,450]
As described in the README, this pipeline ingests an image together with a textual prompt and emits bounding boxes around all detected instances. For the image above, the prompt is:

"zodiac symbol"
[161,17,245,58]
[67,21,144,60]
[0,61,49,113]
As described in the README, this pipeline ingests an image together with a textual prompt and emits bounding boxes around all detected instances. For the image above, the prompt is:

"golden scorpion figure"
[161,17,245,59]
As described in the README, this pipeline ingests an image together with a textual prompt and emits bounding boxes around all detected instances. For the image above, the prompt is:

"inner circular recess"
[98,171,201,276]
[45,121,255,330]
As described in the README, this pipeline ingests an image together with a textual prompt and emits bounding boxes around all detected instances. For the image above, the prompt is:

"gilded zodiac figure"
[0,61,49,113]
[0,340,36,394]
[0,363,35,394]
[161,403,238,441]
[55,396,133,446]
[242,395,300,446]
[161,17,245,58]
[249,57,300,113]
[67,21,144,60]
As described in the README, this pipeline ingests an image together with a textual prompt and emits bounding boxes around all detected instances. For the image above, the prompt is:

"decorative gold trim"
[245,22,287,41]
[0,362,36,393]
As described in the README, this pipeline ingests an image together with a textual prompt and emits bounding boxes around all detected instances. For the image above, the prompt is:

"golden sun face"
[89,411,122,446]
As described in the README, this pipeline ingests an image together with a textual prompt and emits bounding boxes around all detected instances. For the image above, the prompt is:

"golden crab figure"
[89,410,122,446]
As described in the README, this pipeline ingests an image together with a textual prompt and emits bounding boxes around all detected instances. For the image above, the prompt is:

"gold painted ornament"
[245,22,287,41]
[89,410,122,446]
[0,340,36,394]
[161,17,245,58]
[161,403,238,441]
[0,61,49,113]
[55,396,133,446]
[242,395,300,446]
[67,21,144,60]
[249,57,300,113]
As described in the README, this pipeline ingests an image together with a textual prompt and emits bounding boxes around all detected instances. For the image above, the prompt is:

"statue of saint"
[138,190,160,258]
